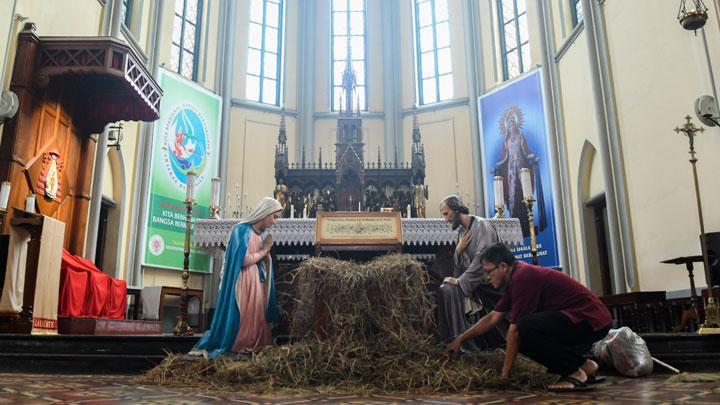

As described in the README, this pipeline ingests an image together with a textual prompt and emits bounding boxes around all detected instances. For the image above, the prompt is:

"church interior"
[1,0,720,402]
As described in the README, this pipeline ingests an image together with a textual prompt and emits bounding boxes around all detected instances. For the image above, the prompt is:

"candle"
[235,184,241,216]
[407,204,411,218]
[186,171,196,201]
[0,181,11,210]
[290,204,295,218]
[358,201,361,212]
[211,177,221,207]
[25,194,35,213]
[520,168,533,199]
[493,176,504,209]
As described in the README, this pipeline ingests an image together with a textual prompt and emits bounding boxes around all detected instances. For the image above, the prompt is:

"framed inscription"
[316,211,403,246]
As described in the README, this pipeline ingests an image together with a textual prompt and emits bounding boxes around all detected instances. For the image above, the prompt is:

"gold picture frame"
[316,211,403,246]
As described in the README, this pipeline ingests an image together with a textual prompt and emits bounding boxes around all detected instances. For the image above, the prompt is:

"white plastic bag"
[591,327,654,377]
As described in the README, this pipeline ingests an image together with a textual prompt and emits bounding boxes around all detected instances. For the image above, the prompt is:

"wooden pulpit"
[0,209,65,334]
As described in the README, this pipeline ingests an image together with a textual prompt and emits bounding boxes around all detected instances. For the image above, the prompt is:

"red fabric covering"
[58,250,127,319]
[58,268,88,317]
[102,278,127,319]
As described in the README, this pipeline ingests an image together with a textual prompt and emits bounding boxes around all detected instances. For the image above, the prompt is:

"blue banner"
[478,70,559,268]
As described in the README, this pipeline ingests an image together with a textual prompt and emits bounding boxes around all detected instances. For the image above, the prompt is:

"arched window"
[331,0,367,111]
[246,0,284,106]
[498,0,530,80]
[571,0,584,27]
[121,0,133,27]
[170,0,203,81]
[414,0,453,105]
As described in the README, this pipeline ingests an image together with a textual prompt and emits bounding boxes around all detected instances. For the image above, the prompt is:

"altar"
[195,217,523,260]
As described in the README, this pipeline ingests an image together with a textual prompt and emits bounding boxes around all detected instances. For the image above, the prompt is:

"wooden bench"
[157,287,204,332]
[600,291,670,333]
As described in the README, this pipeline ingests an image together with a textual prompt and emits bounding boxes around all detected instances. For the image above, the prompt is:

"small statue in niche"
[414,183,428,218]
[274,182,289,215]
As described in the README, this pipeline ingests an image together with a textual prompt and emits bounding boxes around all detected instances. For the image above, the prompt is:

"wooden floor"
[1,372,719,404]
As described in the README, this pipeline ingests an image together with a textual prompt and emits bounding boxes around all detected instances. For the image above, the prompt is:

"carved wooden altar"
[274,53,427,218]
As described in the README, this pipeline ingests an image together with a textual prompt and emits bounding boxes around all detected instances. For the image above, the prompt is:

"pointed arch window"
[414,0,453,105]
[170,0,204,81]
[121,0,133,27]
[331,0,367,111]
[498,0,531,80]
[571,0,584,27]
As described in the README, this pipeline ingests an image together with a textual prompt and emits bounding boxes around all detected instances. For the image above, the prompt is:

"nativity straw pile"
[142,254,553,394]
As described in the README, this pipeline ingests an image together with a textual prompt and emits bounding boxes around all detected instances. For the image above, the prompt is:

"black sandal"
[548,376,593,392]
[586,375,606,384]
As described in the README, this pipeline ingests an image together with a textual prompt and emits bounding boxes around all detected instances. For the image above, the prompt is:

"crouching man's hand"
[445,337,462,354]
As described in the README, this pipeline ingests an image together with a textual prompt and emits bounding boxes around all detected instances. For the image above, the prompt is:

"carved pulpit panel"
[24,140,71,217]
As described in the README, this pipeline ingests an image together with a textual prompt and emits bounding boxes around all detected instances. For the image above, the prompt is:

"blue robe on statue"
[190,223,279,358]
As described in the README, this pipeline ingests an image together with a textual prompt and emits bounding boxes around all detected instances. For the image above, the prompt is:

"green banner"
[143,69,221,273]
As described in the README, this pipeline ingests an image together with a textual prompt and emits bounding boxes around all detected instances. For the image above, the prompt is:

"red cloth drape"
[58,268,88,317]
[58,250,126,319]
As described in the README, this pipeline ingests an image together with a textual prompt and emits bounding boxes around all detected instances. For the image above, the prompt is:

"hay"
[667,372,720,383]
[141,254,553,394]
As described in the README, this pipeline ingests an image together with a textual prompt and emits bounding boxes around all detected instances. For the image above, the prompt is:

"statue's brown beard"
[451,215,462,230]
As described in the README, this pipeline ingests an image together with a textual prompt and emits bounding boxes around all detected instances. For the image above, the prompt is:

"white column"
[126,0,165,286]
[533,0,574,274]
[461,0,486,215]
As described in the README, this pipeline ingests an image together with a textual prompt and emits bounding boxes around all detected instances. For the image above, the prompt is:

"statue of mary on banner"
[493,106,547,237]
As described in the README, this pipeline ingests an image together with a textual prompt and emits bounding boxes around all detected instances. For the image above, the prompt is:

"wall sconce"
[107,123,123,150]
[678,0,709,32]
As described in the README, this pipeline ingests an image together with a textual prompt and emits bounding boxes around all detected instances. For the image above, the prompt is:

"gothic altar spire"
[278,106,287,145]
[341,35,357,116]
[412,104,421,145]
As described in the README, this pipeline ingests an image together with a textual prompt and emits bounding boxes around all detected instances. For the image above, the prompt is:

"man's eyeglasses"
[484,265,499,275]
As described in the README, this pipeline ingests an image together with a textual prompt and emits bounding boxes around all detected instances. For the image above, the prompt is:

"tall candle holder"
[520,168,538,265]
[173,171,196,336]
[675,115,716,328]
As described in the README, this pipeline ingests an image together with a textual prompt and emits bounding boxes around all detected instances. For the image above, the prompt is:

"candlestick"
[243,192,248,216]
[520,168,533,199]
[235,184,241,217]
[25,194,35,213]
[0,181,11,211]
[209,177,221,219]
[523,196,538,265]
[211,177,220,206]
[493,176,505,218]
[185,171,196,202]
[173,194,195,336]
[226,192,233,217]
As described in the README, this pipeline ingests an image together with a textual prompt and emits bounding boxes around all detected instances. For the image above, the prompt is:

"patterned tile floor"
[0,373,719,404]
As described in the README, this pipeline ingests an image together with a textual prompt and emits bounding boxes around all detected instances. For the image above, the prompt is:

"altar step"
[0,334,199,373]
[0,333,716,374]
[642,333,720,372]
[58,317,162,335]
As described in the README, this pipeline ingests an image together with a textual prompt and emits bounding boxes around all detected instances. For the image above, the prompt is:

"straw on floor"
[141,254,553,394]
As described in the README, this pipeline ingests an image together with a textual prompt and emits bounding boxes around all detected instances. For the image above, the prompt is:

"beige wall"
[602,0,720,292]
[548,0,720,293]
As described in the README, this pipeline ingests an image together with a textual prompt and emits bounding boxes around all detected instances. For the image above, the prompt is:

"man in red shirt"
[446,243,612,392]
